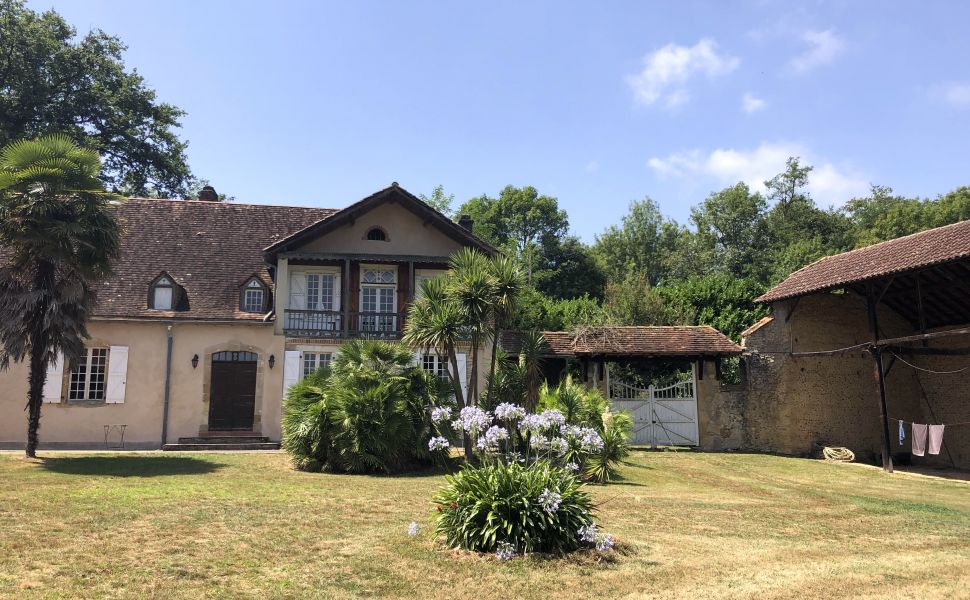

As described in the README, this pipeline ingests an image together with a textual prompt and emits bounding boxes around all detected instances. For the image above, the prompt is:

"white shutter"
[105,345,129,404]
[333,274,341,311]
[282,350,301,396]
[42,353,64,404]
[413,349,423,367]
[289,273,307,310]
[454,353,468,404]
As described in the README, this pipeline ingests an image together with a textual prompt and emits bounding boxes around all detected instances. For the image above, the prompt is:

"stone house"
[0,183,493,449]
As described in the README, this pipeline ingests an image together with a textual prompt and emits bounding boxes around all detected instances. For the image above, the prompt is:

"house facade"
[0,183,492,449]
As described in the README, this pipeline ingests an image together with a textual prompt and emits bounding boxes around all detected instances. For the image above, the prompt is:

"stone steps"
[162,435,280,451]
[162,442,280,451]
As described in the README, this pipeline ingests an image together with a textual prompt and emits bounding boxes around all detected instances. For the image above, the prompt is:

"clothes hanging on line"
[927,424,945,456]
[911,424,928,457]
[899,420,905,446]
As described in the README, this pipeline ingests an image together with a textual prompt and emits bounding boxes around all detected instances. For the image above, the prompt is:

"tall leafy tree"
[457,185,569,283]
[533,236,606,300]
[419,184,455,217]
[689,182,770,280]
[448,248,496,409]
[0,0,192,195]
[592,197,682,286]
[0,135,121,457]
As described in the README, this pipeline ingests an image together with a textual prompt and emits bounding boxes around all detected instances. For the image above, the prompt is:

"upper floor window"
[361,269,395,285]
[241,278,267,313]
[365,227,387,241]
[151,276,174,310]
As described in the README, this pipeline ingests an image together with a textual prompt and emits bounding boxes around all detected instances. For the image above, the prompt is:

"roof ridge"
[125,197,339,211]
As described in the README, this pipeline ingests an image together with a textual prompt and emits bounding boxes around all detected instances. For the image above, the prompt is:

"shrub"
[537,377,631,482]
[433,461,595,554]
[281,340,452,473]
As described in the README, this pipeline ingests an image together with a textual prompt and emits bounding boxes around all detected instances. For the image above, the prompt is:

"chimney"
[458,214,474,232]
[198,185,219,202]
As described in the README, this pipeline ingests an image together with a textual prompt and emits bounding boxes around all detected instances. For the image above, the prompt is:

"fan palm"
[486,254,523,394]
[448,248,496,408]
[0,136,121,457]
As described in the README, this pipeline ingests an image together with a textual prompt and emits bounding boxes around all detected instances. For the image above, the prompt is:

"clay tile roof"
[500,326,742,357]
[93,199,336,321]
[758,220,970,304]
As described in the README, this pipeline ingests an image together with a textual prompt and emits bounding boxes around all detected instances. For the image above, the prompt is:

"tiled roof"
[758,220,970,303]
[93,199,335,321]
[500,326,742,357]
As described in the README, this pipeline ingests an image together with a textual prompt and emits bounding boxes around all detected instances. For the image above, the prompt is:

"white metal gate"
[609,368,699,446]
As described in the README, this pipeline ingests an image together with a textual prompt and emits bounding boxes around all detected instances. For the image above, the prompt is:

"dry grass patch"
[0,450,967,599]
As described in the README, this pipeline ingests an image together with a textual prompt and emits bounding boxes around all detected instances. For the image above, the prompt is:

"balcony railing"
[284,309,407,339]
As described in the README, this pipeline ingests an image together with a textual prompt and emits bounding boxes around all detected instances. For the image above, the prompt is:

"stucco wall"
[0,320,283,450]
[741,292,923,464]
[295,202,465,256]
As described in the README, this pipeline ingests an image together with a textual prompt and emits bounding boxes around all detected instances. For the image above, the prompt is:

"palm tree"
[518,330,546,412]
[403,276,473,458]
[485,255,523,395]
[448,248,496,409]
[0,136,121,458]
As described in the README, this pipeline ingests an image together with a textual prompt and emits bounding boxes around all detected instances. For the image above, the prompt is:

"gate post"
[648,384,656,449]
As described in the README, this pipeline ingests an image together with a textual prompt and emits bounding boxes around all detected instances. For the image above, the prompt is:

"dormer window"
[241,278,267,313]
[365,227,387,241]
[152,276,174,310]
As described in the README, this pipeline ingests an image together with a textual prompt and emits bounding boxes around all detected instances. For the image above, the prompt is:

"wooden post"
[866,283,894,473]
[342,258,351,338]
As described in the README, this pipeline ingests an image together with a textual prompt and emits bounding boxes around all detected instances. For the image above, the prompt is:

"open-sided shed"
[750,220,970,472]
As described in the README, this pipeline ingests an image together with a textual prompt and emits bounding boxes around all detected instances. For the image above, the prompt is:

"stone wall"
[906,334,970,469]
[740,292,924,465]
[696,360,746,451]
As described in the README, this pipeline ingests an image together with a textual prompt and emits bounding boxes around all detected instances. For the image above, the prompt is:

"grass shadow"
[39,455,223,478]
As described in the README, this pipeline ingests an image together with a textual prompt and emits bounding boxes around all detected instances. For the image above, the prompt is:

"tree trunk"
[447,346,474,462]
[25,340,46,458]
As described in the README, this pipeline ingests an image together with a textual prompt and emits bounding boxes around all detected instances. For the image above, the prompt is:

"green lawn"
[0,450,968,599]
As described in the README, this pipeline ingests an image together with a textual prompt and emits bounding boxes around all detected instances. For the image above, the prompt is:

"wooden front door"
[208,351,258,431]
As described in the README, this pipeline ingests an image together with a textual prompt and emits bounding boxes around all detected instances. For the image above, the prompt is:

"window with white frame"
[69,347,109,401]
[302,351,332,377]
[152,276,173,310]
[306,273,335,311]
[360,267,397,333]
[421,353,449,380]
[242,279,266,312]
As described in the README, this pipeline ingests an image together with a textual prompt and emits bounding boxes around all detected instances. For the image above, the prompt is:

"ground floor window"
[303,352,332,377]
[69,347,109,401]
[421,353,449,380]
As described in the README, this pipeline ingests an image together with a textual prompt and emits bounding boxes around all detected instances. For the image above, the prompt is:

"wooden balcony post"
[342,258,351,337]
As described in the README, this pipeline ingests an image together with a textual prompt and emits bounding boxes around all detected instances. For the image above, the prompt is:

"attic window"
[152,276,174,310]
[365,227,387,241]
[241,278,267,313]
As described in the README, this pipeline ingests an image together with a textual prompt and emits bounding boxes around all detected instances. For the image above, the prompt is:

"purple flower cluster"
[430,406,452,424]
[596,533,615,551]
[476,425,509,452]
[428,436,450,451]
[538,488,562,514]
[452,406,492,435]
[578,523,598,543]
[495,541,515,561]
[494,402,526,421]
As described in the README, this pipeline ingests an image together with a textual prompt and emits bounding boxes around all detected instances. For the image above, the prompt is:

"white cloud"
[626,39,739,107]
[648,141,868,205]
[742,92,767,113]
[933,82,970,108]
[789,29,845,73]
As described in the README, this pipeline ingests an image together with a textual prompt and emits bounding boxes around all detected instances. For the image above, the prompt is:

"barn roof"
[500,326,743,358]
[757,220,970,329]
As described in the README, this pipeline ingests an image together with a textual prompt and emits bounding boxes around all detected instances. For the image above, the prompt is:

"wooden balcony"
[283,309,408,339]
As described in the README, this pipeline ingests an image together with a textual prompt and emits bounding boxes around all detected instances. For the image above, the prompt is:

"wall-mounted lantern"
[191,354,199,369]
[268,354,276,369]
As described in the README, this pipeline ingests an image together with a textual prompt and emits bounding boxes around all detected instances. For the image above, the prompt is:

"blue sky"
[30,0,970,241]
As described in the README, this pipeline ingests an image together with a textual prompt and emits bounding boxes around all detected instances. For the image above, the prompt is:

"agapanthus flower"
[579,428,604,452]
[495,541,515,561]
[428,436,450,451]
[494,403,526,421]
[476,425,509,452]
[578,523,598,544]
[549,437,569,456]
[457,406,492,435]
[430,406,452,424]
[539,409,566,429]
[519,414,546,435]
[596,533,615,551]
[538,488,562,514]
[408,521,419,536]
[531,435,551,451]
[565,462,580,472]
